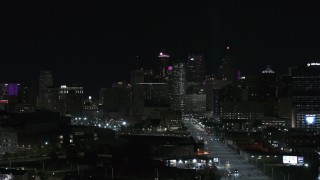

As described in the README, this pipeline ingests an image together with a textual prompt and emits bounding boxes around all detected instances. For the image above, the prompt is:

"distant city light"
[158,52,170,58]
[307,62,320,66]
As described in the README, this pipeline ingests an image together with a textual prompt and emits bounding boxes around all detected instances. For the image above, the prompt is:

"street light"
[109,165,113,179]
[256,157,261,174]
[155,169,159,180]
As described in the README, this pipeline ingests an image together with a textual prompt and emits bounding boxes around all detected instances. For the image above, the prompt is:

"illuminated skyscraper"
[292,63,320,129]
[171,63,186,112]
[186,54,205,91]
[158,52,170,79]
[38,71,53,110]
[185,54,206,113]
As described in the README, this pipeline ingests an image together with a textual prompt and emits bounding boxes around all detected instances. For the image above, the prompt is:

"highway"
[183,118,270,180]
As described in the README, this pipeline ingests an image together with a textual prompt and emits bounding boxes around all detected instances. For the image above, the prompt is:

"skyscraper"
[171,63,186,112]
[219,47,236,81]
[292,63,320,129]
[158,52,170,80]
[38,71,53,110]
[185,54,206,113]
[59,85,84,116]
[130,69,145,116]
[186,54,205,92]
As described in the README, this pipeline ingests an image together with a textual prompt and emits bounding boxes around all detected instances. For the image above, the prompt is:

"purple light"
[237,70,241,80]
[168,66,173,71]
[8,83,19,96]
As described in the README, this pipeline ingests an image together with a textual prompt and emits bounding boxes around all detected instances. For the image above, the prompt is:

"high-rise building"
[171,63,186,112]
[219,47,236,81]
[261,65,278,100]
[38,71,53,110]
[103,82,130,115]
[203,77,229,119]
[130,69,145,116]
[0,128,17,154]
[218,67,280,129]
[158,52,170,80]
[185,93,206,113]
[138,82,169,107]
[292,63,320,129]
[186,54,205,94]
[17,86,37,112]
[130,68,171,122]
[0,83,20,112]
[59,85,84,116]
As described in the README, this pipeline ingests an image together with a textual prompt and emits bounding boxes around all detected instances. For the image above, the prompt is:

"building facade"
[292,63,320,129]
[38,71,53,110]
[171,63,186,112]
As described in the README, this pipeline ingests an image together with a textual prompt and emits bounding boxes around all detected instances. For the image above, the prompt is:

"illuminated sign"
[0,100,8,104]
[297,156,304,165]
[283,155,297,165]
[168,66,173,71]
[305,114,316,125]
[213,158,219,163]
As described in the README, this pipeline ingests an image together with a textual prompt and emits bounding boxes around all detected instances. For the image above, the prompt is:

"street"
[183,118,270,180]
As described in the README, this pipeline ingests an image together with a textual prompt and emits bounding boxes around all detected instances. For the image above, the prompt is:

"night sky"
[1,1,320,96]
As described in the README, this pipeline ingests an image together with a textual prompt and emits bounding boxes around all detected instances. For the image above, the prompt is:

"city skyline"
[1,2,320,180]
[1,1,320,95]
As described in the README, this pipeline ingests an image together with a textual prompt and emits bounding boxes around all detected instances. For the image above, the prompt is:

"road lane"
[183,118,270,180]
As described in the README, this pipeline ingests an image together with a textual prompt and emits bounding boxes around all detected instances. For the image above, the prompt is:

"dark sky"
[1,1,320,96]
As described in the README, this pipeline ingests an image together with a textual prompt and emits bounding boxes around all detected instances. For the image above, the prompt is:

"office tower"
[130,69,145,116]
[98,88,108,106]
[0,128,17,154]
[219,47,236,81]
[261,65,278,100]
[158,52,170,80]
[38,71,53,109]
[17,86,37,112]
[171,63,186,112]
[186,54,205,93]
[47,87,60,112]
[59,85,84,116]
[83,96,103,123]
[218,66,280,129]
[103,82,130,115]
[130,68,171,122]
[139,82,169,107]
[203,76,229,119]
[185,93,206,113]
[0,83,20,112]
[292,63,320,129]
